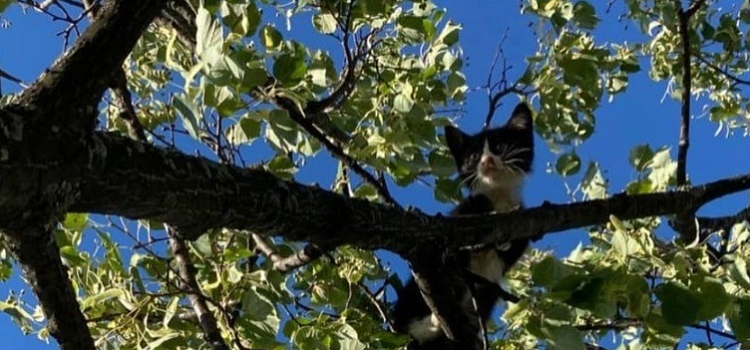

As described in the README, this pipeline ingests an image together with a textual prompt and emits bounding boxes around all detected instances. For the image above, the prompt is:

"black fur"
[393,103,535,350]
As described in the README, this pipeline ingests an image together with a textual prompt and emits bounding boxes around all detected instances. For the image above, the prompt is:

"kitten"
[393,102,534,349]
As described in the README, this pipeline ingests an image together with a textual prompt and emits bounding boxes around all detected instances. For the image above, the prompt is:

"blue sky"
[1,1,748,349]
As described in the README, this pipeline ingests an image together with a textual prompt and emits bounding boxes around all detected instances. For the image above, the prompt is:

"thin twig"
[276,97,400,207]
[358,282,395,331]
[250,233,323,273]
[688,323,736,340]
[467,283,489,350]
[693,53,750,87]
[0,67,27,88]
[482,31,534,128]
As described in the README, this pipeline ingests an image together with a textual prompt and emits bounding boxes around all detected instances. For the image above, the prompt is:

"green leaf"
[629,144,654,172]
[572,1,599,29]
[227,116,261,145]
[241,68,268,93]
[265,110,298,152]
[242,287,281,333]
[729,297,750,340]
[0,0,13,14]
[435,21,461,45]
[163,296,180,328]
[0,301,34,333]
[622,274,651,317]
[581,162,607,199]
[655,282,701,325]
[647,148,676,190]
[146,333,181,350]
[260,25,283,51]
[567,277,616,318]
[434,177,461,203]
[267,155,297,180]
[397,15,435,41]
[196,7,224,63]
[222,2,261,36]
[626,179,653,194]
[532,255,574,289]
[172,94,202,139]
[352,183,378,201]
[273,54,307,86]
[643,311,684,346]
[312,13,337,34]
[694,278,730,320]
[393,94,414,113]
[81,288,125,311]
[555,152,581,176]
[446,71,467,100]
[62,213,88,232]
[428,149,455,177]
[544,324,584,350]
[558,56,598,87]
[729,257,750,290]
[59,245,87,266]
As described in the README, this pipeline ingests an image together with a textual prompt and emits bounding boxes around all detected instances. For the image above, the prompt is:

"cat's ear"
[506,103,533,130]
[444,125,469,159]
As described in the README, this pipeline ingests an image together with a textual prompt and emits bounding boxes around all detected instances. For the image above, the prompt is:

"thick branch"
[0,2,165,348]
[7,0,167,131]
[698,206,750,232]
[3,225,96,350]
[111,69,148,141]
[155,0,196,50]
[67,132,750,254]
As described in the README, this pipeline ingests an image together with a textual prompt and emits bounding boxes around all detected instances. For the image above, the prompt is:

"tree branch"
[154,0,196,51]
[693,53,750,87]
[0,2,166,349]
[166,225,229,350]
[698,205,750,232]
[66,132,750,255]
[482,33,534,128]
[250,233,323,273]
[3,224,96,350]
[676,2,696,187]
[111,69,148,141]
[275,98,400,207]
[673,0,707,242]
[7,0,167,132]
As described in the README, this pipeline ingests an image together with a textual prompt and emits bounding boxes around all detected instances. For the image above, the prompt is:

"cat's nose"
[480,155,496,169]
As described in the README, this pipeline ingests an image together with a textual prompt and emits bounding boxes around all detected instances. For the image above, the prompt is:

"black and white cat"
[393,102,535,349]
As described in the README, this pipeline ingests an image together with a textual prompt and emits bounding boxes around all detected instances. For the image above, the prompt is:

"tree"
[1,0,749,349]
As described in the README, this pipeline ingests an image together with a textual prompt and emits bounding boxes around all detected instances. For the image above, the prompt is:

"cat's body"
[393,103,535,350]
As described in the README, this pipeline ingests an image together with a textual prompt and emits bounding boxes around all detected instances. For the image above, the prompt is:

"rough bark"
[0,0,748,349]
[0,0,166,348]
[166,225,229,350]
[3,223,96,350]
[6,0,168,131]
[68,131,750,255]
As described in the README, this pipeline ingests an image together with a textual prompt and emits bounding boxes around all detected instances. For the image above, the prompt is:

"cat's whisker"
[505,147,530,158]
[498,144,510,159]
[459,173,477,188]
[504,158,525,165]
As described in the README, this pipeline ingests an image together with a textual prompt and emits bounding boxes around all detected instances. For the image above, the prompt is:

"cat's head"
[444,103,534,194]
